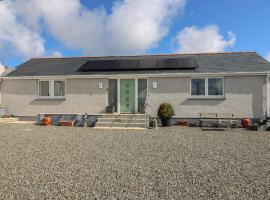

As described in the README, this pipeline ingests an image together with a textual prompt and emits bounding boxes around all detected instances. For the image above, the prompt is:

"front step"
[94,114,147,130]
[94,127,146,130]
[95,122,145,128]
[97,118,145,123]
[98,114,145,119]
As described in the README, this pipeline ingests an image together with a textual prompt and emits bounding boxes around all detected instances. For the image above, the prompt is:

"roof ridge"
[31,51,257,60]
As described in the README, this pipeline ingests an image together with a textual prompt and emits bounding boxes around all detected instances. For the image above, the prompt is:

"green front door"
[120,79,135,113]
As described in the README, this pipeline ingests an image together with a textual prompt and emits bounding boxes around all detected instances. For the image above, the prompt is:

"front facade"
[2,52,270,119]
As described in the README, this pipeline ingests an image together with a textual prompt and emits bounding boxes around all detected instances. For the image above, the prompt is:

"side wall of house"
[148,75,267,118]
[1,78,108,116]
[268,76,270,116]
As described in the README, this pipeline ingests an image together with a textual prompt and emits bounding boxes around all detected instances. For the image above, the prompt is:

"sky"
[0,0,270,67]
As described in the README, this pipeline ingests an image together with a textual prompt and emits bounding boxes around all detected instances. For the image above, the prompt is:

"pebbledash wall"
[1,78,108,116]
[148,75,268,119]
[0,75,269,118]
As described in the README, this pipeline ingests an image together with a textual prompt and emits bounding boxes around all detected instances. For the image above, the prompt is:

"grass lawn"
[0,124,269,199]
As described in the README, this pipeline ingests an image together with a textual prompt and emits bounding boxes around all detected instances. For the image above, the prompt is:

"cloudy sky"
[0,0,270,67]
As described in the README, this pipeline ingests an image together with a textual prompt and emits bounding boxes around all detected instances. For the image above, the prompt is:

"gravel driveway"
[0,124,269,199]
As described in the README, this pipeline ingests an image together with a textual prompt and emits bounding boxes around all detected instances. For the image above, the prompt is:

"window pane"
[208,78,223,95]
[108,79,117,112]
[191,79,205,95]
[39,81,49,96]
[138,79,147,113]
[54,81,65,96]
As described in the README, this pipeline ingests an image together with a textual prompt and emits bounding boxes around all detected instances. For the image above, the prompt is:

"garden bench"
[59,120,75,127]
[199,113,237,129]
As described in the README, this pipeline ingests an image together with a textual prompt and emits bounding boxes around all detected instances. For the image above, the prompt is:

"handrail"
[144,97,149,129]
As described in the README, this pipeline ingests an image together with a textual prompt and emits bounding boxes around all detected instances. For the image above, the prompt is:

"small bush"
[157,103,175,126]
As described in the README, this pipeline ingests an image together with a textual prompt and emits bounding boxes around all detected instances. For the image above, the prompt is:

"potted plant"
[157,103,175,127]
[106,105,114,113]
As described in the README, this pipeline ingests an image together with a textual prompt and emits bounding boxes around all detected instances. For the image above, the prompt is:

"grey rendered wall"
[1,78,108,116]
[1,75,268,118]
[148,76,267,119]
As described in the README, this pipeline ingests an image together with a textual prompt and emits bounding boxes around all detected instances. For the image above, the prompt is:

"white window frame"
[38,80,66,99]
[190,77,224,99]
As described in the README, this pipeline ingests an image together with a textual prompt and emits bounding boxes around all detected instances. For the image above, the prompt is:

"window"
[54,81,65,96]
[108,79,118,111]
[138,79,147,113]
[38,80,65,99]
[39,81,50,97]
[208,78,223,96]
[190,77,224,97]
[191,79,205,96]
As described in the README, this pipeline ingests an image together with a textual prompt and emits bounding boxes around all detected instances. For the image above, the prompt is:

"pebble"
[0,125,269,199]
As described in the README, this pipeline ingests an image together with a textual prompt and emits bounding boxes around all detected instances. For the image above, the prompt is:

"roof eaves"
[30,51,258,60]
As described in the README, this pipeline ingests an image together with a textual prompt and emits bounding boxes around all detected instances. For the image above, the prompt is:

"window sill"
[188,96,226,100]
[37,97,66,100]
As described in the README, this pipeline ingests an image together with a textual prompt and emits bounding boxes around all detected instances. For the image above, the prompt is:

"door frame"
[111,77,148,114]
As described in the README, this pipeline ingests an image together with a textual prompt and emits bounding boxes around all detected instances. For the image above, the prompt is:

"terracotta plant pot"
[43,116,52,126]
[178,121,189,126]
[241,118,251,128]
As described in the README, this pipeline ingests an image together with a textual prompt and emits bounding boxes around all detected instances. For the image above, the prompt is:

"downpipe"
[267,74,269,118]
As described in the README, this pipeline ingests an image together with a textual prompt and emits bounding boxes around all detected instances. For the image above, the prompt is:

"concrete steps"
[94,114,146,130]
[0,117,35,124]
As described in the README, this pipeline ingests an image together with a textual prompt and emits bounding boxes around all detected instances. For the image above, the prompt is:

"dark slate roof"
[6,52,270,77]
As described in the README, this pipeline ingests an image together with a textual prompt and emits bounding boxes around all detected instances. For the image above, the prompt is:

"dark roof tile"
[6,52,270,77]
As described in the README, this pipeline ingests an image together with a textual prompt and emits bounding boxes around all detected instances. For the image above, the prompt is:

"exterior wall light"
[152,81,157,89]
[98,82,103,89]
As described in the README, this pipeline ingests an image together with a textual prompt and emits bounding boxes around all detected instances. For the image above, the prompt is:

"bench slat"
[199,113,236,129]
[199,113,234,118]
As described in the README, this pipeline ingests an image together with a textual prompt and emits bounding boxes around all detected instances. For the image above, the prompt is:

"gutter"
[2,71,270,80]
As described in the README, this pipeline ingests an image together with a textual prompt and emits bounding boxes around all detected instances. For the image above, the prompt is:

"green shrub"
[157,103,175,120]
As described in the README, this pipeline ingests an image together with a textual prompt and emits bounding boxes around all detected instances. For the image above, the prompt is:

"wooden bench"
[199,113,237,129]
[59,120,75,127]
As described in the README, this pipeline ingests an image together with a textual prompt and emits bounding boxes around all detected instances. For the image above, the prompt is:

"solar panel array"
[78,57,199,72]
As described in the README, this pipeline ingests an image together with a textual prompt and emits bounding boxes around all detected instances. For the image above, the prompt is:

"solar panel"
[157,58,178,68]
[78,57,199,72]
[177,57,199,69]
[138,59,158,69]
[119,60,138,69]
[79,60,120,71]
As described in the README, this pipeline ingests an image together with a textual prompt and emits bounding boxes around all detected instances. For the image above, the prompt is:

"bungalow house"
[1,52,270,127]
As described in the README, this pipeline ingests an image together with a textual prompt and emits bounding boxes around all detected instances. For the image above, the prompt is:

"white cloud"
[106,0,186,54]
[0,2,45,58]
[49,51,63,58]
[7,0,186,57]
[266,52,270,62]
[175,25,236,53]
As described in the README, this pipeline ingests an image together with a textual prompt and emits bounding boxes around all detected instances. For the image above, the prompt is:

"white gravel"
[0,125,269,199]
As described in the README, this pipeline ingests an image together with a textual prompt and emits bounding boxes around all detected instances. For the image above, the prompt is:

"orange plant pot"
[43,116,52,126]
[241,118,251,128]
